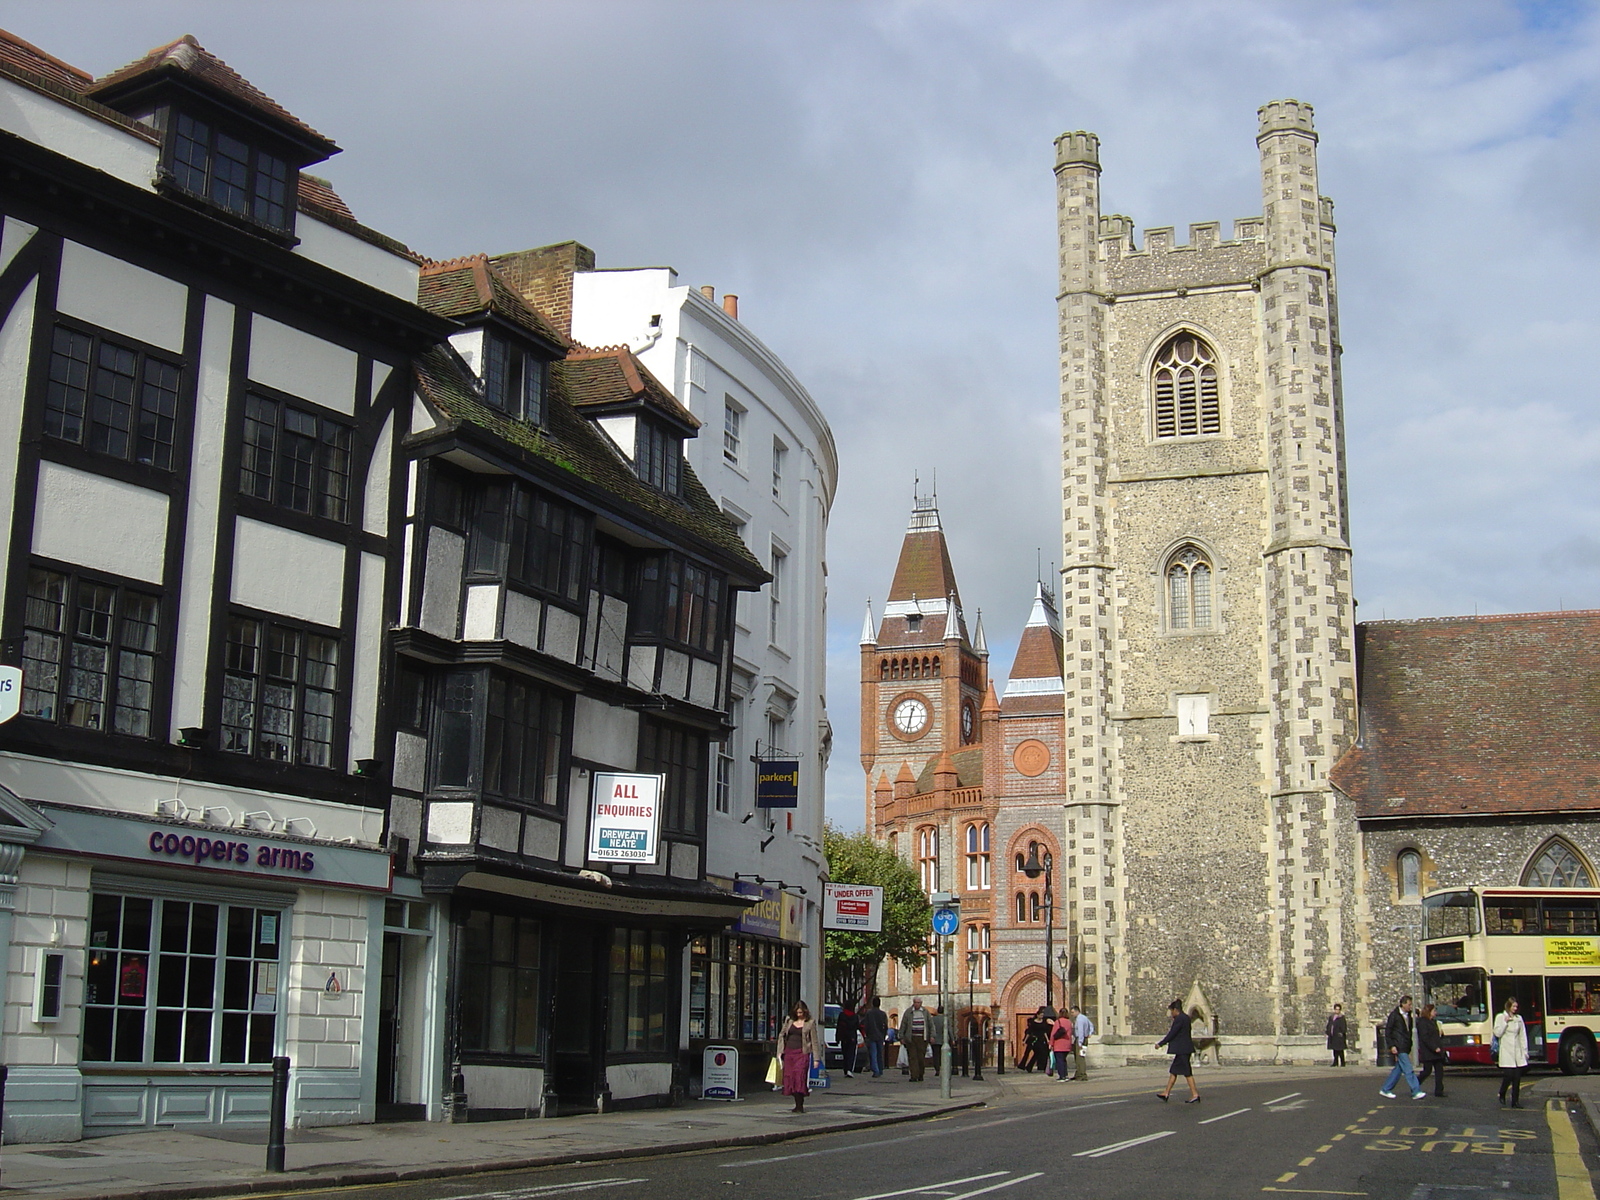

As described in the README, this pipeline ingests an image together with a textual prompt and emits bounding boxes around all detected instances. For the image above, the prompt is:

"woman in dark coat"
[1325,1003,1348,1067]
[836,1002,860,1078]
[1155,1000,1200,1103]
[1415,1002,1446,1097]
[1020,1007,1051,1072]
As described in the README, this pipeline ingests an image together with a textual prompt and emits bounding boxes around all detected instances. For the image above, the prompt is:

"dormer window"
[169,112,294,234]
[483,334,546,425]
[636,419,682,496]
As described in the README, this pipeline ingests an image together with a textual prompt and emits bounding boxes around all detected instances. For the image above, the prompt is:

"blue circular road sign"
[932,907,959,936]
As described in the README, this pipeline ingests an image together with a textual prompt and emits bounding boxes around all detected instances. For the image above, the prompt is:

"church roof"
[1002,583,1065,714]
[1332,610,1600,820]
[914,748,984,792]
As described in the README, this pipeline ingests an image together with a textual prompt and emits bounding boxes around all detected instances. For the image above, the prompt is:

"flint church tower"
[1055,101,1360,1047]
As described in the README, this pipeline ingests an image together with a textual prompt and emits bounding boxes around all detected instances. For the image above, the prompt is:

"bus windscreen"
[1422,967,1488,1025]
[1421,890,1479,940]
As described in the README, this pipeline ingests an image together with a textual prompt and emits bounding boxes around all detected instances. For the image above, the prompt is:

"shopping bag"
[808,1063,831,1089]
[765,1056,781,1087]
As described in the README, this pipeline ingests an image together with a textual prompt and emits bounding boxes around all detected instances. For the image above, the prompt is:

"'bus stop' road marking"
[1198,1107,1250,1125]
[1073,1131,1175,1158]
[1546,1098,1597,1200]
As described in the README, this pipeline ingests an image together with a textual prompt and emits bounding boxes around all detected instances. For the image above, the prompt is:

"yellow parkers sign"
[1544,937,1600,967]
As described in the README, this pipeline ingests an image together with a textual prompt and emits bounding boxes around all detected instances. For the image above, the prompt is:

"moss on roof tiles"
[419,256,569,351]
[414,346,761,576]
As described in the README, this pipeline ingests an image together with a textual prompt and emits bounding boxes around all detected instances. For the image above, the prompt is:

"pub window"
[1523,839,1594,889]
[485,674,565,808]
[22,566,160,737]
[84,893,283,1065]
[635,554,725,655]
[458,908,542,1056]
[609,927,672,1053]
[470,482,593,605]
[636,419,682,495]
[482,333,546,425]
[44,325,180,469]
[239,395,352,523]
[221,614,341,768]
[640,717,707,836]
[168,110,295,233]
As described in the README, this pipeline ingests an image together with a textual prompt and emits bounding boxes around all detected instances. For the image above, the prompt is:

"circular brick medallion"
[1014,739,1051,777]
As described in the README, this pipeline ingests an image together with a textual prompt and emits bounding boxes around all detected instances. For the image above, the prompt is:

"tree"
[822,823,931,1005]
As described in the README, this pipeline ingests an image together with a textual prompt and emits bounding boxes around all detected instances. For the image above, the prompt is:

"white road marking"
[1261,1092,1302,1107]
[1072,1130,1176,1158]
[848,1172,1008,1200]
[1267,1098,1312,1112]
[447,1180,647,1200]
[1198,1107,1251,1125]
[725,1099,1130,1166]
[945,1175,1043,1200]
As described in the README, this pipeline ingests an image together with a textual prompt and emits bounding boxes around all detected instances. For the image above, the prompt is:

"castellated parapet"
[1054,100,1360,1054]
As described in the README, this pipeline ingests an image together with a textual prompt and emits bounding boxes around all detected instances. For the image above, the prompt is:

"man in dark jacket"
[1155,1000,1200,1103]
[837,1002,861,1078]
[861,997,888,1078]
[1414,1002,1446,1097]
[1379,994,1425,1100]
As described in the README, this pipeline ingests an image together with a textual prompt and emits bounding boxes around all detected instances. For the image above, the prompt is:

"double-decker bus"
[1419,886,1600,1073]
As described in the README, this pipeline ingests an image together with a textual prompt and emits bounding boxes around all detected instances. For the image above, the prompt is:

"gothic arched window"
[965,822,991,891]
[1152,332,1220,438]
[1167,546,1214,631]
[917,826,940,893]
[1523,839,1594,888]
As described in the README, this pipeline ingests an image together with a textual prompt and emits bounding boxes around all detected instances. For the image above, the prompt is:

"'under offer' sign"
[823,883,884,932]
[588,772,664,864]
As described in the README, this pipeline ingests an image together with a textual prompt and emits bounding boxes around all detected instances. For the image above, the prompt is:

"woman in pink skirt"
[779,1000,824,1113]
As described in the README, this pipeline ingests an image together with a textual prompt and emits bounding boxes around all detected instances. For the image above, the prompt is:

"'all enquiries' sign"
[588,772,665,864]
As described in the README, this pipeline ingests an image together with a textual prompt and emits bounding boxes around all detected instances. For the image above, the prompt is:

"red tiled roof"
[888,532,961,607]
[86,34,337,156]
[1332,611,1600,820]
[297,174,353,222]
[0,28,91,91]
[564,346,700,429]
[418,255,570,351]
[914,748,983,792]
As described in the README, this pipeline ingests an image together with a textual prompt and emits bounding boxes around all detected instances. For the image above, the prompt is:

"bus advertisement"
[1418,886,1600,1074]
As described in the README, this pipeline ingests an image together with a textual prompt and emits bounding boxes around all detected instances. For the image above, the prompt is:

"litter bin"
[1374,1024,1395,1067]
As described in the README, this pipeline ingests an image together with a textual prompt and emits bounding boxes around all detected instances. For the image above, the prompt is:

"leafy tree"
[822,823,930,1004]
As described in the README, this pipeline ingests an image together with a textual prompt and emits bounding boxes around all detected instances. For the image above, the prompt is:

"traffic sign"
[0,666,21,724]
[932,907,959,936]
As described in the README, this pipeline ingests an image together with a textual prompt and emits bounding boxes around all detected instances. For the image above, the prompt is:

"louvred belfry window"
[1152,334,1220,438]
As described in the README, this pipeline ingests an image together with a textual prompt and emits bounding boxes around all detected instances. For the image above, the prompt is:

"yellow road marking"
[1276,1173,1298,1183]
[1298,1157,1317,1166]
[1546,1098,1598,1200]
[1260,1190,1368,1196]
[1316,1145,1333,1153]
[1330,1133,1345,1141]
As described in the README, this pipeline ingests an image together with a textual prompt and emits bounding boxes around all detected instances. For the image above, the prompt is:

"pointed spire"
[981,682,1001,715]
[933,752,959,791]
[973,609,987,655]
[860,598,876,646]
[1003,581,1066,708]
[944,591,963,643]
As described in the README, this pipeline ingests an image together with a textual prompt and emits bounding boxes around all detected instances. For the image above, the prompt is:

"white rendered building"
[570,267,836,1035]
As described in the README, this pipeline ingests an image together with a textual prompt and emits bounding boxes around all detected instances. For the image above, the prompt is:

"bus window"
[1542,899,1599,935]
[1421,891,1479,940]
[1484,900,1541,934]
[1548,977,1600,1014]
[1423,968,1487,1024]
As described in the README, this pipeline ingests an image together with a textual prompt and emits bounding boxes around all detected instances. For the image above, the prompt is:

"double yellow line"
[1548,1097,1598,1200]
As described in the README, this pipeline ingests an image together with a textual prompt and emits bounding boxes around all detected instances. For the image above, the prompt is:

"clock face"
[891,697,929,737]
[961,702,975,742]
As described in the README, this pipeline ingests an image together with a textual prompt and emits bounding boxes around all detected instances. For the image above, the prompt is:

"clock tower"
[860,493,988,820]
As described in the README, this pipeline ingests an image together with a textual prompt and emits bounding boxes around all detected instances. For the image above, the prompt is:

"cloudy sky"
[10,1,1600,828]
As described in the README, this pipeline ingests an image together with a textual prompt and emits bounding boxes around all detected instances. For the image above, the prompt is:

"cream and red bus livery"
[1419,886,1600,1073]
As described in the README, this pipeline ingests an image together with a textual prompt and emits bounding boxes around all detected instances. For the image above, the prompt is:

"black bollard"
[266,1056,290,1172]
[996,1032,1005,1075]
[0,1063,8,1182]
[972,1035,984,1082]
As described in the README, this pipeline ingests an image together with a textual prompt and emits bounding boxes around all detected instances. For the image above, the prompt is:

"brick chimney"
[489,241,596,339]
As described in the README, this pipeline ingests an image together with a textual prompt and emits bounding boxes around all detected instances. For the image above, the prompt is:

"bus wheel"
[1560,1033,1593,1076]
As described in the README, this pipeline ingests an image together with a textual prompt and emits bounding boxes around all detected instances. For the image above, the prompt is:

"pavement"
[0,1061,1356,1200]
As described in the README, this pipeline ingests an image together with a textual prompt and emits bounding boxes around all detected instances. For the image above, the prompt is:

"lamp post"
[966,950,984,1081]
[1022,844,1055,1011]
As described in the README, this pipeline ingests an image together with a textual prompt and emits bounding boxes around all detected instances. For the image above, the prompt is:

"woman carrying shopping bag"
[779,1000,824,1114]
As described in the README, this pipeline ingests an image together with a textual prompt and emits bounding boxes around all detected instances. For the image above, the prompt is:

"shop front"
[688,879,807,1092]
[9,799,392,1142]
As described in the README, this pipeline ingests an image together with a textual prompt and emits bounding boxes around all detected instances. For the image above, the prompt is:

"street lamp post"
[1022,844,1055,1011]
[966,950,984,1081]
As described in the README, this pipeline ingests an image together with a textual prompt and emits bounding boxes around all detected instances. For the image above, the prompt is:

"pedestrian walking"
[1378,993,1426,1100]
[779,1000,823,1114]
[1494,996,1530,1109]
[1325,1002,1348,1067]
[861,996,888,1078]
[928,1006,946,1076]
[904,997,930,1081]
[1020,1006,1050,1072]
[1048,1010,1075,1081]
[1070,1004,1093,1081]
[1155,1000,1201,1103]
[837,1001,861,1078]
[1414,1002,1446,1097]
